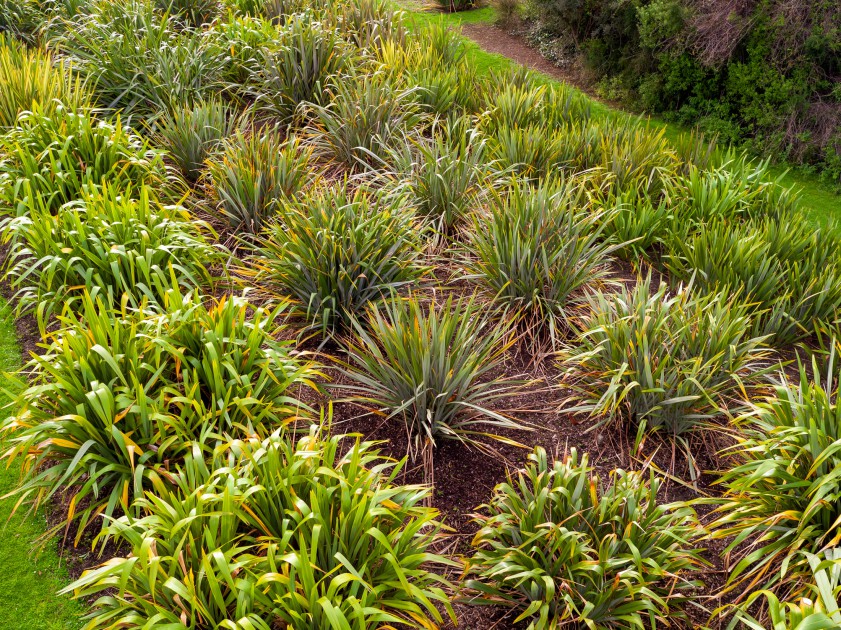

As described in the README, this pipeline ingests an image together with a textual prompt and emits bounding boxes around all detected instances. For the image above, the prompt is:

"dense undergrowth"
[511,0,841,188]
[0,0,841,628]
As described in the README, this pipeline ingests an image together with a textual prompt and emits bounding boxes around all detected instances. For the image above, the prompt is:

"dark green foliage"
[64,427,455,628]
[0,291,318,541]
[466,447,704,629]
[711,354,841,604]
[559,276,772,478]
[2,186,218,322]
[340,295,523,464]
[52,0,225,118]
[0,106,165,214]
[526,0,841,182]
[247,187,426,336]
[0,0,42,41]
[154,99,237,183]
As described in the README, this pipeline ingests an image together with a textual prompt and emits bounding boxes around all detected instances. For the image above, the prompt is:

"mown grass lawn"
[0,300,83,629]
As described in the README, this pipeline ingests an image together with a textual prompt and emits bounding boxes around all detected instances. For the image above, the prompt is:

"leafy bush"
[247,187,426,337]
[0,0,41,41]
[466,447,704,629]
[492,0,520,25]
[65,426,455,628]
[156,0,218,27]
[559,277,772,477]
[207,129,315,233]
[53,0,224,117]
[2,185,218,322]
[525,0,841,181]
[251,14,349,120]
[153,99,237,183]
[309,71,422,171]
[0,34,91,129]
[596,185,673,260]
[722,553,841,629]
[464,179,615,354]
[710,355,841,601]
[339,0,407,50]
[664,218,841,344]
[0,106,165,214]
[340,295,523,470]
[210,13,282,87]
[432,0,479,13]
[1,291,318,540]
[393,116,489,237]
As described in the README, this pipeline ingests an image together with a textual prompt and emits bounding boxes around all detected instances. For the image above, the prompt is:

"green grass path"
[404,4,841,231]
[0,301,82,629]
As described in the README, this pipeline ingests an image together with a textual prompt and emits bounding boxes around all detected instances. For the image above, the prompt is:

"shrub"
[309,71,422,171]
[664,218,841,345]
[2,185,218,322]
[247,187,426,337]
[596,185,673,261]
[526,0,840,181]
[407,63,479,116]
[559,277,772,478]
[492,0,519,25]
[0,106,165,215]
[464,179,615,355]
[153,99,237,183]
[251,14,349,120]
[466,447,704,629]
[53,0,225,117]
[710,355,841,602]
[488,125,579,180]
[392,116,489,237]
[65,426,456,628]
[210,13,282,87]
[432,0,478,13]
[595,119,678,196]
[0,291,318,540]
[156,0,218,26]
[721,553,841,628]
[207,129,315,233]
[0,34,91,129]
[0,0,41,41]
[339,0,407,50]
[340,295,523,472]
